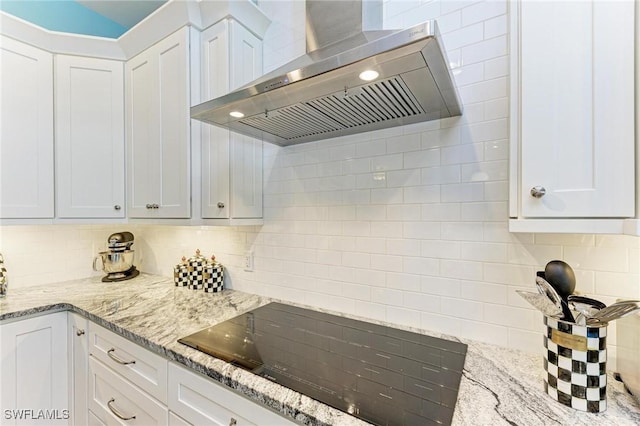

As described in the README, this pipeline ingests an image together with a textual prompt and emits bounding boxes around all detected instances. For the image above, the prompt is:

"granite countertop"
[1,273,639,425]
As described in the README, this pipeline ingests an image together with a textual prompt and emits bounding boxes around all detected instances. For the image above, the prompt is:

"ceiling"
[75,0,167,29]
[0,0,167,38]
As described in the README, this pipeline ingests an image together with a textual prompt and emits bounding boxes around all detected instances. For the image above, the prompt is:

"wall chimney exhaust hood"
[191,0,462,147]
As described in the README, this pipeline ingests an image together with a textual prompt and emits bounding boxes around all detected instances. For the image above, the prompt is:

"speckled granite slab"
[1,274,639,425]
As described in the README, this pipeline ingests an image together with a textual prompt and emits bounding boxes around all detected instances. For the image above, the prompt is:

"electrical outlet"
[243,251,254,272]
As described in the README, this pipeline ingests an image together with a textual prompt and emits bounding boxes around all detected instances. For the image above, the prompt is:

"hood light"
[229,111,245,118]
[359,70,379,81]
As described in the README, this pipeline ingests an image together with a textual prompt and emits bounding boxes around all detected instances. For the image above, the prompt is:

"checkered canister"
[187,249,206,290]
[543,316,607,413]
[173,256,189,287]
[203,255,224,293]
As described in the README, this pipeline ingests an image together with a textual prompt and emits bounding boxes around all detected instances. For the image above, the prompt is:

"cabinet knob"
[153,203,160,209]
[217,202,225,209]
[114,205,121,211]
[76,329,85,336]
[229,418,237,426]
[146,204,153,209]
[530,186,546,198]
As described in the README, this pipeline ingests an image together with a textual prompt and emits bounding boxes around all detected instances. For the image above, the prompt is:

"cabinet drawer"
[89,357,168,425]
[168,362,296,426]
[89,322,168,403]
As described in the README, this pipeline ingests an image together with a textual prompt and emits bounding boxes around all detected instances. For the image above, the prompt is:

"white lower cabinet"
[69,313,89,426]
[88,357,168,425]
[167,362,296,426]
[0,312,69,425]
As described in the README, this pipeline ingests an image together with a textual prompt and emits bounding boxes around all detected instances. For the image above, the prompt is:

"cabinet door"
[126,47,160,218]
[201,20,263,220]
[200,21,231,219]
[228,20,262,92]
[229,21,263,219]
[231,133,263,219]
[56,56,125,218]
[0,36,54,218]
[156,28,191,218]
[0,312,69,425]
[516,1,634,218]
[69,313,89,426]
[126,28,191,219]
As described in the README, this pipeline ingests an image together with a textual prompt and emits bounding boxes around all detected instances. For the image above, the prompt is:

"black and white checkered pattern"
[173,264,189,287]
[203,263,224,293]
[543,316,607,413]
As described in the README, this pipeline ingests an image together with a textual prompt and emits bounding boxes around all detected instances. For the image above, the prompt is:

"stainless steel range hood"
[191,0,462,147]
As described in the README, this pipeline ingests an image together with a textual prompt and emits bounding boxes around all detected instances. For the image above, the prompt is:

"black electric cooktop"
[178,303,467,426]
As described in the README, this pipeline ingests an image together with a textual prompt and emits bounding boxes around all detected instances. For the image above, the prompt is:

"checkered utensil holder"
[543,316,607,413]
[203,262,224,293]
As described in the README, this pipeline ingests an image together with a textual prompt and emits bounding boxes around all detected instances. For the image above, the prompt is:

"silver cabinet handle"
[107,398,136,421]
[107,348,136,365]
[146,204,153,209]
[114,205,121,210]
[76,329,85,336]
[217,202,225,208]
[530,186,546,198]
[229,418,237,426]
[154,203,160,209]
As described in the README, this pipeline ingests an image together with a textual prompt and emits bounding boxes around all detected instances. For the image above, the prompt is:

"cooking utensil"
[544,260,576,300]
[536,276,574,322]
[567,295,606,326]
[516,290,564,318]
[587,300,640,325]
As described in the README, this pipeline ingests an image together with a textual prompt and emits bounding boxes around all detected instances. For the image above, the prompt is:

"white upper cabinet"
[509,1,635,233]
[0,36,54,219]
[126,27,191,219]
[55,55,125,218]
[200,20,263,222]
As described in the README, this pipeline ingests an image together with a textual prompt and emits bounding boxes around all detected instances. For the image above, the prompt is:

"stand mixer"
[93,232,140,282]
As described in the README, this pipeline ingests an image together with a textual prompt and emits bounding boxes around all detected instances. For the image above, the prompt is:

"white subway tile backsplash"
[565,246,629,273]
[483,14,507,38]
[421,240,461,260]
[441,259,483,280]
[461,0,506,26]
[442,22,484,50]
[460,35,508,65]
[461,242,507,263]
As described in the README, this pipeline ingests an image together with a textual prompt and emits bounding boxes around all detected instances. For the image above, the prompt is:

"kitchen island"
[1,274,639,425]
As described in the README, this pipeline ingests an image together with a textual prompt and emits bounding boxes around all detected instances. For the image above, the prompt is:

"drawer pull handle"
[107,398,136,421]
[107,348,136,365]
[229,418,237,426]
[76,329,85,336]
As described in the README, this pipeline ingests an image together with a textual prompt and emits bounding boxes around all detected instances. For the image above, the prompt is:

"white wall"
[1,0,638,369]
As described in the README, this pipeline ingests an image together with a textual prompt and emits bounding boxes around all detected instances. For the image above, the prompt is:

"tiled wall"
[1,1,638,370]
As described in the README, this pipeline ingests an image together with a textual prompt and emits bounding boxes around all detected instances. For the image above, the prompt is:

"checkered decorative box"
[203,263,224,293]
[187,250,206,290]
[543,316,607,413]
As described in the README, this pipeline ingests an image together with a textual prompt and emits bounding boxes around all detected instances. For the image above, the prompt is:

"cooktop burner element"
[178,303,467,426]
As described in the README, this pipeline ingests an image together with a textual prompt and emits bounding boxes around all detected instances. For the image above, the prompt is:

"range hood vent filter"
[240,76,422,142]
